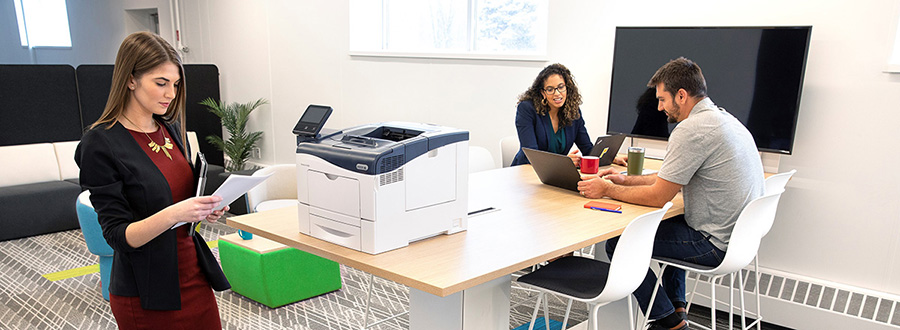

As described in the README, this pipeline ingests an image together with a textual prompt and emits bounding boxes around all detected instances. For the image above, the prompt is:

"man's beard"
[665,103,680,123]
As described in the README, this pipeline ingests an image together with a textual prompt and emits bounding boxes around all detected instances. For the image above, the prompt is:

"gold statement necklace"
[122,115,173,160]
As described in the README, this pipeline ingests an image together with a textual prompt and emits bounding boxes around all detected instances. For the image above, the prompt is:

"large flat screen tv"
[606,26,811,154]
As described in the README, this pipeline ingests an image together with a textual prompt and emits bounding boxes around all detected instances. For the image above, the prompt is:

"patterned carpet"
[0,220,791,329]
[0,220,589,330]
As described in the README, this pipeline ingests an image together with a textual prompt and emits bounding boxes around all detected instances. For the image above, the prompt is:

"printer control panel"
[293,104,333,138]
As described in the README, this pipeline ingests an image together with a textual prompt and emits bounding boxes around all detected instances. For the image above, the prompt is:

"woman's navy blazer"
[511,100,593,166]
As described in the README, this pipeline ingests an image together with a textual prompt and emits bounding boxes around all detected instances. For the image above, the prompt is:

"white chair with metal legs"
[517,202,674,330]
[500,135,519,167]
[642,189,785,330]
[742,169,796,329]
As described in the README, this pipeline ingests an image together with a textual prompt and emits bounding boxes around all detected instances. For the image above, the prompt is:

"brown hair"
[517,63,583,127]
[647,57,707,99]
[90,31,187,155]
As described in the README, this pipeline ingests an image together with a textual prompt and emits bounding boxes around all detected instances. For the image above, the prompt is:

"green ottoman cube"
[219,233,342,308]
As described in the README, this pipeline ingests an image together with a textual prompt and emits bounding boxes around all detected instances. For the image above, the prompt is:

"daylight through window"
[13,0,73,48]
[350,0,547,60]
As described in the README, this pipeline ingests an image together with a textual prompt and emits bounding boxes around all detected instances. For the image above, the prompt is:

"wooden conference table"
[227,159,683,330]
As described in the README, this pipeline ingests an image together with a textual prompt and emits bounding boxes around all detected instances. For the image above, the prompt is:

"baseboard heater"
[685,267,900,329]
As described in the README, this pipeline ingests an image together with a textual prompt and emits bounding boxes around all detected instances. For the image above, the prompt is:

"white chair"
[518,202,674,330]
[186,131,200,163]
[643,189,786,330]
[468,146,495,173]
[245,164,299,212]
[742,169,796,329]
[500,135,519,167]
[764,170,796,205]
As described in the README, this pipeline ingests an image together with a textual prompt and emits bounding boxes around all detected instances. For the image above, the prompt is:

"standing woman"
[76,31,230,329]
[511,63,593,166]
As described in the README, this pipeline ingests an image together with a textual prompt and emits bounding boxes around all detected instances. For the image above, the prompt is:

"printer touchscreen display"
[293,105,332,136]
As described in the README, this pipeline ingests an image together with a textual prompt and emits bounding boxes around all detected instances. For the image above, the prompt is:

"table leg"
[409,275,511,330]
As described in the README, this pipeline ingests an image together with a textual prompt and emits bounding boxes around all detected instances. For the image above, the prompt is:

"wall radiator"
[686,267,900,329]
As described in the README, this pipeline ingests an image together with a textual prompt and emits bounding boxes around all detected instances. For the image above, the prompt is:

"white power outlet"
[251,147,261,159]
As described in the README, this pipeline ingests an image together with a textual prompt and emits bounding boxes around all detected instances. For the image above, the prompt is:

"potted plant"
[200,97,268,171]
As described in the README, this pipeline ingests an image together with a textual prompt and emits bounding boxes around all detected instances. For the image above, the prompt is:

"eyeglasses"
[543,85,566,94]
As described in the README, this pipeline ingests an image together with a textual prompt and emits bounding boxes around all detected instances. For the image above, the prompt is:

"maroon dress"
[109,125,222,330]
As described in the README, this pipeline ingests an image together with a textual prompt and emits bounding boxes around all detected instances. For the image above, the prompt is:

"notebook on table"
[522,148,581,192]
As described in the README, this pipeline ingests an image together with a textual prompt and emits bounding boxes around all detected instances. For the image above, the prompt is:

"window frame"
[349,0,548,62]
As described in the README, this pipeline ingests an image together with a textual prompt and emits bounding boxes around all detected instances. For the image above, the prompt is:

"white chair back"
[500,135,519,167]
[468,146,495,173]
[764,169,796,194]
[761,169,795,237]
[186,131,200,164]
[246,164,298,212]
[711,189,784,275]
[599,202,673,302]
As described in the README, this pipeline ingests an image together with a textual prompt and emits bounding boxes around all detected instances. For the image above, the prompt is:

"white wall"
[181,0,900,301]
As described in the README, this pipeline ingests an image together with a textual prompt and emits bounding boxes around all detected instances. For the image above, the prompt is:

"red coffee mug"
[581,156,600,174]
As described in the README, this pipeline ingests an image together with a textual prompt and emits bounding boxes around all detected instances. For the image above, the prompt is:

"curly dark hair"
[517,63,583,127]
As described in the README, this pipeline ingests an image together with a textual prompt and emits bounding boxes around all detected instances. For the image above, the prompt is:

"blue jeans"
[605,215,725,320]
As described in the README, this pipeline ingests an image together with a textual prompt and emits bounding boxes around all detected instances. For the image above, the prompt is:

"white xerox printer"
[295,122,469,254]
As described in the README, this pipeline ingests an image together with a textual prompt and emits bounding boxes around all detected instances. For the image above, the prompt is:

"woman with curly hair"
[511,63,593,166]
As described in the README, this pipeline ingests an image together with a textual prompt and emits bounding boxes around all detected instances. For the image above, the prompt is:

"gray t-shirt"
[658,97,764,251]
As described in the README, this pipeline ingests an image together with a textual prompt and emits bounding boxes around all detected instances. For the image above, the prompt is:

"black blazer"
[75,119,229,311]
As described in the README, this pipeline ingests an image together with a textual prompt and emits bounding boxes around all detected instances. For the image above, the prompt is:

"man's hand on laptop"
[613,155,627,166]
[577,177,609,198]
[597,168,627,185]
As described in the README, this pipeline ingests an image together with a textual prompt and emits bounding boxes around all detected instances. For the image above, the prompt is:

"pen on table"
[589,207,622,213]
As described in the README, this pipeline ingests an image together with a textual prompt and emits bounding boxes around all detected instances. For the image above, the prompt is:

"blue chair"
[75,190,113,301]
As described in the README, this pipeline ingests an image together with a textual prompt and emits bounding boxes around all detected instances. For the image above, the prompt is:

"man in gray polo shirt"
[578,57,764,330]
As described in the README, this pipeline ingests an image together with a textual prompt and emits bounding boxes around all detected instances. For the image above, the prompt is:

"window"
[350,0,548,61]
[13,0,72,48]
[887,4,900,72]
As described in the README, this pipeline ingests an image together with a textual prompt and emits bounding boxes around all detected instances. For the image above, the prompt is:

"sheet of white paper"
[211,173,274,210]
[170,173,274,229]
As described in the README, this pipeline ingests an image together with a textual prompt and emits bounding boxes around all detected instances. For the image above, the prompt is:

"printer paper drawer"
[307,170,360,218]
[309,214,361,251]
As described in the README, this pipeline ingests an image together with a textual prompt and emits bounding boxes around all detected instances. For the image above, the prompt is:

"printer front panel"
[307,169,361,218]
[404,142,462,211]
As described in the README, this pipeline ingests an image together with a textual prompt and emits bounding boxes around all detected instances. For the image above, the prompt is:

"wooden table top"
[219,233,290,254]
[226,160,683,297]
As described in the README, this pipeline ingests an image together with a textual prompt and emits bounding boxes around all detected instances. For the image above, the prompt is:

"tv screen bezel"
[606,26,812,155]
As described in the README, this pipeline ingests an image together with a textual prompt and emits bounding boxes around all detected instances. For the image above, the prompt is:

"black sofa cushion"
[0,181,82,241]
[0,65,82,146]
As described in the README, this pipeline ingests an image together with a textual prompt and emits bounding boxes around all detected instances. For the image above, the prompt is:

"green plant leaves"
[201,97,268,171]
